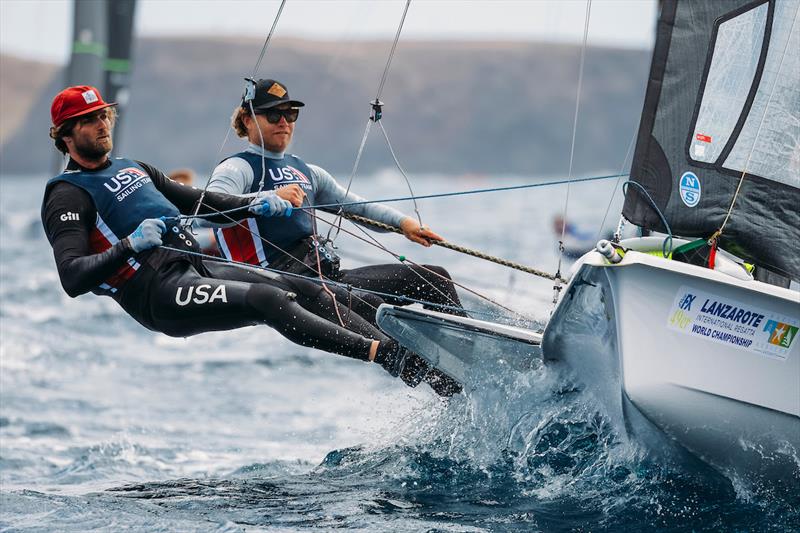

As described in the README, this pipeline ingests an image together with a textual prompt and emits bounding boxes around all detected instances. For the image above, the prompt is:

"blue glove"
[248,191,293,217]
[127,218,166,253]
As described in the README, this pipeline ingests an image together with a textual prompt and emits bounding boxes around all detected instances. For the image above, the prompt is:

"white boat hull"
[543,239,800,480]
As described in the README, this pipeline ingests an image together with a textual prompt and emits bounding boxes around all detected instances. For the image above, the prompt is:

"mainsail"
[623,0,799,281]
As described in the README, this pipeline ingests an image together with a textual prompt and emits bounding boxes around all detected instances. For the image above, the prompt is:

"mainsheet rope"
[340,214,567,283]
[316,212,527,317]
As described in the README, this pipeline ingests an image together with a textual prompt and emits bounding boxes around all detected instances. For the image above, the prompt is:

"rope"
[711,2,799,243]
[341,213,566,283]
[323,213,526,318]
[156,245,500,319]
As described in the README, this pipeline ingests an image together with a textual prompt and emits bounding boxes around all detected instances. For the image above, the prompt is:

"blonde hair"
[231,106,249,138]
[49,107,118,154]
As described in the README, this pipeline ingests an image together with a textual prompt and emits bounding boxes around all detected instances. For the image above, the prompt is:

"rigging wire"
[169,172,627,222]
[375,0,412,103]
[157,245,508,319]
[553,0,592,307]
[330,0,416,239]
[595,129,637,243]
[251,0,287,78]
[189,0,288,223]
[378,120,423,227]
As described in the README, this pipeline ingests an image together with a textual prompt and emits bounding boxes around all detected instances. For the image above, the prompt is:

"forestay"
[623,0,799,281]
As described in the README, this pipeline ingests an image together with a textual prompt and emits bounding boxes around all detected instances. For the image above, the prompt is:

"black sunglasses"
[258,107,300,124]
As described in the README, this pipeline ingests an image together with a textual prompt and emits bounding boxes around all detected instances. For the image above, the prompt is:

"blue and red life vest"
[215,152,316,266]
[45,158,179,295]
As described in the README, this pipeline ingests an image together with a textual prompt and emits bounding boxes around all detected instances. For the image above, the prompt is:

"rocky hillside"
[1,37,650,177]
[0,55,59,146]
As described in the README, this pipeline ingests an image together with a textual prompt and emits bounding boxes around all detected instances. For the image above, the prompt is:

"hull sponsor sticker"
[667,285,798,360]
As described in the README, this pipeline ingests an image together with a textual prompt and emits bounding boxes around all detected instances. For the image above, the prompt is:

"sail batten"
[623,0,799,281]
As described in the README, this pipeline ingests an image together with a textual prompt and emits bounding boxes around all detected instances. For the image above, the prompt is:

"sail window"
[723,0,800,189]
[688,1,768,165]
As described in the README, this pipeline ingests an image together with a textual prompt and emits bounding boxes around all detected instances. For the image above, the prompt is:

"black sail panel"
[623,0,799,281]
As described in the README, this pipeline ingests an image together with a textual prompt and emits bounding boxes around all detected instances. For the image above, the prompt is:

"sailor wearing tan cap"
[209,79,465,319]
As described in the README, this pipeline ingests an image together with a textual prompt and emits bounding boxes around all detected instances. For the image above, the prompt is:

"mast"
[104,0,137,153]
[65,0,107,89]
[54,0,107,173]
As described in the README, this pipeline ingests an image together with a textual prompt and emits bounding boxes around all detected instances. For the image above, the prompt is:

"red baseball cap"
[51,85,117,128]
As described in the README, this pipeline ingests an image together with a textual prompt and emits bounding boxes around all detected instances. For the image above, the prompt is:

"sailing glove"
[127,218,166,253]
[374,341,431,388]
[249,191,293,217]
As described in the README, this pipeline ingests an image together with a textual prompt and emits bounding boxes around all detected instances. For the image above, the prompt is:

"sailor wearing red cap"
[41,85,461,397]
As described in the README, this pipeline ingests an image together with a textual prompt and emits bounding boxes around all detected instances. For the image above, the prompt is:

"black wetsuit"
[269,242,466,316]
[41,158,392,361]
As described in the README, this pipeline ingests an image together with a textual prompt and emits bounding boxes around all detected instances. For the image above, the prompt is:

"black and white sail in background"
[64,0,137,150]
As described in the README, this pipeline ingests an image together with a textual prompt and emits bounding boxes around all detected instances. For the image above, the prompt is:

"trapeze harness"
[213,151,340,277]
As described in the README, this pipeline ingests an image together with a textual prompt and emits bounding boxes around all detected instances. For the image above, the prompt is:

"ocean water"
[1,173,797,532]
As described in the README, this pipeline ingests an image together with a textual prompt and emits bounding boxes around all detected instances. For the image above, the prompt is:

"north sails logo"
[679,171,701,207]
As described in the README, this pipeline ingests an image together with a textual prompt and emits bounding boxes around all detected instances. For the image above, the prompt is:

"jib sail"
[623,0,799,281]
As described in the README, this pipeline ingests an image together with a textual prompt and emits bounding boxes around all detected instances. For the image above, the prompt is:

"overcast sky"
[1,0,657,64]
